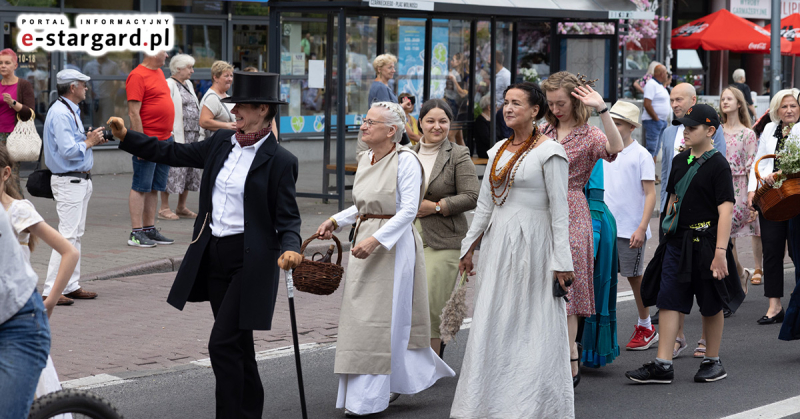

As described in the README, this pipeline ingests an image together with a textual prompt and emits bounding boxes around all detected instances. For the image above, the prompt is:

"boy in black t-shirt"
[626,104,743,384]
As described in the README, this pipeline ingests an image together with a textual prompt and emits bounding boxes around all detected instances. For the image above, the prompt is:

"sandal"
[158,208,179,220]
[741,269,751,295]
[694,339,706,358]
[175,208,198,219]
[673,336,687,358]
[751,269,763,285]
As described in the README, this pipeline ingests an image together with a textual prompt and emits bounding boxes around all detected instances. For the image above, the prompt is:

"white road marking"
[61,373,131,389]
[192,342,335,367]
[719,395,800,419]
[617,290,635,302]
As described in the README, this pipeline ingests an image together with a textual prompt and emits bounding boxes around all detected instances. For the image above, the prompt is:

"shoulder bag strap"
[212,91,234,122]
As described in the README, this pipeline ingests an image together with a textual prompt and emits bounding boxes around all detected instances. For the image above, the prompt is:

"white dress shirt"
[210,133,270,237]
[672,125,685,159]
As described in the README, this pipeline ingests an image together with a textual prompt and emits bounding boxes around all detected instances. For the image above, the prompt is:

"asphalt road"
[93,276,800,419]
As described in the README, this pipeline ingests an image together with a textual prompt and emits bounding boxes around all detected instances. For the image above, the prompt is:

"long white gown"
[333,151,455,415]
[450,139,575,419]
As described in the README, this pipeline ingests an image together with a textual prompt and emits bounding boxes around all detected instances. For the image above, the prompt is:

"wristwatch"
[435,202,442,214]
[11,100,16,106]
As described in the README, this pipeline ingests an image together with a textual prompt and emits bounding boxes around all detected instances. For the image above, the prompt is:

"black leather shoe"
[757,309,785,325]
[652,309,659,325]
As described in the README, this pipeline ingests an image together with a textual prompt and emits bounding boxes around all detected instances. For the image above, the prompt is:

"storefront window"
[170,24,223,69]
[429,19,470,143]
[233,24,269,71]
[161,0,224,15]
[64,0,140,9]
[66,52,136,129]
[0,0,57,7]
[3,22,51,128]
[233,1,269,16]
[517,21,550,85]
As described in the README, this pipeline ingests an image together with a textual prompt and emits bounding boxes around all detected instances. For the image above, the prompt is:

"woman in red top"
[0,48,36,193]
[540,71,623,385]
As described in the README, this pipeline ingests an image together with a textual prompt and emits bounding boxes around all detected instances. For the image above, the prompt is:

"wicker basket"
[293,234,345,295]
[753,154,800,222]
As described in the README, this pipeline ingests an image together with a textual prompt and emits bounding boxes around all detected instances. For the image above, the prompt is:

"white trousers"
[43,176,92,296]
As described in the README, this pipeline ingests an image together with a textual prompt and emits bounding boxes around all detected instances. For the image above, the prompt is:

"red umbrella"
[764,13,800,55]
[672,9,790,54]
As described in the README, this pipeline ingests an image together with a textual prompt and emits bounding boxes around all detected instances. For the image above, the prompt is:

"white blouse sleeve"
[372,152,422,250]
[542,151,573,272]
[332,205,359,230]
[748,129,771,193]
[9,200,44,237]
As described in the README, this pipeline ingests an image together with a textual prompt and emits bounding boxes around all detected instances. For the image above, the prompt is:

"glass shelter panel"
[233,24,269,72]
[171,24,223,69]
[385,17,425,109]
[517,21,551,85]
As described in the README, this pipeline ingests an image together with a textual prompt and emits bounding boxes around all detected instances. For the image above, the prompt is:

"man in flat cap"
[41,69,108,306]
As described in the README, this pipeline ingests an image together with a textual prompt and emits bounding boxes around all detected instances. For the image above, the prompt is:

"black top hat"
[221,71,288,105]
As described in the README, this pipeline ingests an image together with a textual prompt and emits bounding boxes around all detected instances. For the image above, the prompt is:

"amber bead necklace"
[490,126,540,206]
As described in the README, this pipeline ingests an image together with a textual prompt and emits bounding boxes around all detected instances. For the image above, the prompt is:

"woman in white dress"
[451,82,575,418]
[0,143,78,398]
[317,101,454,417]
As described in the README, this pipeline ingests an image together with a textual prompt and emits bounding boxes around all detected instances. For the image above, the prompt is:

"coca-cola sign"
[748,42,768,50]
[676,22,709,37]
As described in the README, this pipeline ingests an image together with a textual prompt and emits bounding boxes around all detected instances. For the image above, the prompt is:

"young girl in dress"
[0,143,78,397]
[720,86,760,294]
[540,72,624,386]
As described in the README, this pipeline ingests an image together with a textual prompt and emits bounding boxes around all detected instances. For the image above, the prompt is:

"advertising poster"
[397,19,450,113]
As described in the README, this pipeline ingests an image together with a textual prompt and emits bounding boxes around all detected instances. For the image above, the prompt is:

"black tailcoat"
[119,129,302,330]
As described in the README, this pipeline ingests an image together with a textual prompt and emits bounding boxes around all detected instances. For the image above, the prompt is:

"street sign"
[368,0,434,11]
[608,10,656,20]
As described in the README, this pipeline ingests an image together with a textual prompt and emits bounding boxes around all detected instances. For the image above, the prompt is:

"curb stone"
[81,242,352,282]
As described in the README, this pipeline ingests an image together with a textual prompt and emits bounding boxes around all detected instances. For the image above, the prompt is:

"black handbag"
[26,142,53,199]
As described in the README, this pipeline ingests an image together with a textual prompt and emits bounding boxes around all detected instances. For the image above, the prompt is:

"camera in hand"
[89,127,115,141]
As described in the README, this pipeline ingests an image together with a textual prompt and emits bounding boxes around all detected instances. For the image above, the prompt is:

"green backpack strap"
[661,149,718,235]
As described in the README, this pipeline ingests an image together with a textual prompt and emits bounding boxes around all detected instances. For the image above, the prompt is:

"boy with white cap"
[603,101,658,350]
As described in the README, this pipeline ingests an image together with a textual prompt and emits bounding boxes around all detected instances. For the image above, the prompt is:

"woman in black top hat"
[108,71,303,419]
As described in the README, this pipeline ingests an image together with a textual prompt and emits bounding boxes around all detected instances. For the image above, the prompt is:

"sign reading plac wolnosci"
[15,14,173,56]
[369,0,434,12]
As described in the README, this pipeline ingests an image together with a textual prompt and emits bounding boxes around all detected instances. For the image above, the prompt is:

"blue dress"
[581,161,620,367]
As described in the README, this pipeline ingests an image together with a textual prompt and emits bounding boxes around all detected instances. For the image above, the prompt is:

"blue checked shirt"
[43,97,93,174]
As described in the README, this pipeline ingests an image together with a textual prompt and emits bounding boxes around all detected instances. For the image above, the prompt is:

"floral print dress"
[725,128,760,238]
[541,123,617,317]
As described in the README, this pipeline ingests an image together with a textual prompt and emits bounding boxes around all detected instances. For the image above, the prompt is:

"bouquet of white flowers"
[519,67,540,85]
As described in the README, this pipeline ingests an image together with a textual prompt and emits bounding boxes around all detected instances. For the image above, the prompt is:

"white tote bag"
[7,109,42,162]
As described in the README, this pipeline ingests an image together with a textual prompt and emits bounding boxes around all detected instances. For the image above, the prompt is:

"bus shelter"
[267,0,652,209]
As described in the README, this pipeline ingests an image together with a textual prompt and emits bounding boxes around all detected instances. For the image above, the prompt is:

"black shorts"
[656,242,724,317]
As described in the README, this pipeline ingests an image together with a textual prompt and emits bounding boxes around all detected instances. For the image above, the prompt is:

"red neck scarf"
[235,123,272,148]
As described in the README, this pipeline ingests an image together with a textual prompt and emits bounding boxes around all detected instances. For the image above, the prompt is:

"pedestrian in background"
[398,93,421,145]
[730,69,757,120]
[317,101,454,417]
[451,82,574,418]
[642,64,670,183]
[42,69,105,305]
[632,61,661,96]
[720,86,759,294]
[0,48,35,194]
[747,88,800,326]
[200,61,236,140]
[1,143,78,399]
[368,53,397,105]
[161,54,201,221]
[110,71,304,418]
[472,94,492,158]
[411,98,479,357]
[126,50,175,248]
[540,71,623,385]
[0,205,49,419]
[602,102,657,351]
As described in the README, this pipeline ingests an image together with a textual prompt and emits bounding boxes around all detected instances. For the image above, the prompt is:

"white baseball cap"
[56,69,90,84]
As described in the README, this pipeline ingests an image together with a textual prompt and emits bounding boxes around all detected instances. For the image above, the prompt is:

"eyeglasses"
[361,119,388,127]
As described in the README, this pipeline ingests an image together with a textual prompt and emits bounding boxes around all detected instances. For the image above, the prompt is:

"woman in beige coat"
[317,101,454,416]
[412,98,479,357]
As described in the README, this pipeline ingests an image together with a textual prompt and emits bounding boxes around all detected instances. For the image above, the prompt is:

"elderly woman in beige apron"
[317,101,455,416]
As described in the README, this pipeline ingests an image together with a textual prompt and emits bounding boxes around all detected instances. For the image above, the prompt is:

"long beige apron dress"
[332,145,455,415]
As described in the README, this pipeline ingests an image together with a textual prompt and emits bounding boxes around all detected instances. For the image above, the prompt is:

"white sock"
[638,316,652,330]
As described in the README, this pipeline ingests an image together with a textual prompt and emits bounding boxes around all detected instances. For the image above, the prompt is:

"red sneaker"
[626,325,659,351]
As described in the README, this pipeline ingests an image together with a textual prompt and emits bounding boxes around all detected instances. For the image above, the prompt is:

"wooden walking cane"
[285,269,309,419]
